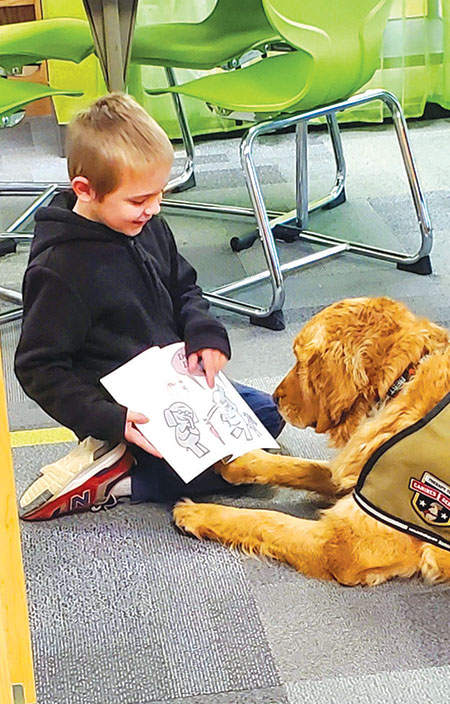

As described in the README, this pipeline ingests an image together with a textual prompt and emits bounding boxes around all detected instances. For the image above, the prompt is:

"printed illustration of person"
[164,402,210,457]
[207,385,254,440]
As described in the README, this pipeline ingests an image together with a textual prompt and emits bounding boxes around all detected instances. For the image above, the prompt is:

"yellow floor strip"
[10,427,76,448]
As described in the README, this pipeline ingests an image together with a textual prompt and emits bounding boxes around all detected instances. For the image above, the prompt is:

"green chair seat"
[146,50,319,115]
[0,78,82,122]
[0,18,94,73]
[131,0,279,70]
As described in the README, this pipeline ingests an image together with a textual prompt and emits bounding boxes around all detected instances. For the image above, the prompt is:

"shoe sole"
[20,443,127,518]
[21,451,135,521]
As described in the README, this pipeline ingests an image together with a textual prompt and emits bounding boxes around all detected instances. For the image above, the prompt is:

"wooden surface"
[0,346,36,704]
[0,604,14,704]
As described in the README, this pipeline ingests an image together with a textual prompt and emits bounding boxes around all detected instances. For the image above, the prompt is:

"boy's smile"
[72,161,173,236]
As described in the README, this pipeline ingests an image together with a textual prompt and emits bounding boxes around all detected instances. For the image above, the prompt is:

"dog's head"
[274,297,449,446]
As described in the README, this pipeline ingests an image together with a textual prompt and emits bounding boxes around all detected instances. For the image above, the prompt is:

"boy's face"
[74,161,172,237]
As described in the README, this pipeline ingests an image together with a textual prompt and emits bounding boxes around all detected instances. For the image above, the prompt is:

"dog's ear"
[304,339,368,434]
[375,319,448,400]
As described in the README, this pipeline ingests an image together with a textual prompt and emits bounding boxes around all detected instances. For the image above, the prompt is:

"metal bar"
[211,243,348,296]
[239,121,285,314]
[82,0,107,72]
[103,0,124,91]
[120,0,139,85]
[0,308,23,325]
[0,288,22,304]
[296,230,415,262]
[82,0,139,92]
[295,121,308,228]
[326,113,346,201]
[204,292,267,317]
[379,90,432,259]
[0,182,69,194]
[0,234,32,239]
[162,198,283,219]
[163,67,195,194]
[5,185,58,234]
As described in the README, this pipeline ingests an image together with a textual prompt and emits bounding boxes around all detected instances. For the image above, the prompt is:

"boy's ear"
[71,176,96,202]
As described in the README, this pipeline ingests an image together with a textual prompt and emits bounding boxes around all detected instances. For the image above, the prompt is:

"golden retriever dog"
[173,297,450,586]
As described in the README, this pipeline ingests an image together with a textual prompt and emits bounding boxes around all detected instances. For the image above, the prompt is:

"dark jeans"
[130,381,284,503]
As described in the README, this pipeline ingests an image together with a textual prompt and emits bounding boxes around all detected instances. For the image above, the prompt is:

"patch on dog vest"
[354,392,450,551]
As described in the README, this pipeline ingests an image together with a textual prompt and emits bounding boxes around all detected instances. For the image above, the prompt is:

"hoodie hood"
[31,189,135,260]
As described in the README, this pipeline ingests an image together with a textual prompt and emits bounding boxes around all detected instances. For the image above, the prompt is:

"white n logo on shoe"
[70,490,91,510]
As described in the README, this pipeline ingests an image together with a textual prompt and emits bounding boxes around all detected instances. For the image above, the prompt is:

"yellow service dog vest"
[354,392,450,552]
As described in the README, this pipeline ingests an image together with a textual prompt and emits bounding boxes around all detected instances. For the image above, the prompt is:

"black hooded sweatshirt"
[14,191,231,444]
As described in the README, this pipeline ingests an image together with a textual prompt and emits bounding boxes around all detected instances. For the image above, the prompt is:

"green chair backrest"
[132,0,279,69]
[0,18,94,74]
[262,0,393,105]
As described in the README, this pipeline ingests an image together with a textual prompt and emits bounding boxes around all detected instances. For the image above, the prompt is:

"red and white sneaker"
[19,437,135,521]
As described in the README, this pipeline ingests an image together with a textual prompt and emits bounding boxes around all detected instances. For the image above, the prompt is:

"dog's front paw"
[173,499,212,539]
[217,449,269,485]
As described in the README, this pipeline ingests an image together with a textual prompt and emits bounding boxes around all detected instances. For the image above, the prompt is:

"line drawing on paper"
[206,384,257,441]
[164,401,210,457]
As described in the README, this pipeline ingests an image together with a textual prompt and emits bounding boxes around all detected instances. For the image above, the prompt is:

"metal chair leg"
[270,112,347,242]
[296,120,309,229]
[322,113,347,210]
[204,118,348,329]
[163,67,196,194]
[380,90,432,271]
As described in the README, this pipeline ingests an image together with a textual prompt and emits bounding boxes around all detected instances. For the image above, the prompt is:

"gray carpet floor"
[1,112,450,704]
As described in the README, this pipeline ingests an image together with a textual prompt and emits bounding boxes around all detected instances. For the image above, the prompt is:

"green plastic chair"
[0,18,94,74]
[147,0,432,330]
[130,0,281,193]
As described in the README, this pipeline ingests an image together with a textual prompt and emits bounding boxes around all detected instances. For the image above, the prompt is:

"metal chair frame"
[163,88,432,329]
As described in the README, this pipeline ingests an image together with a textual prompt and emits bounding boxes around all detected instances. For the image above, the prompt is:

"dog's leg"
[216,449,337,496]
[173,496,423,586]
[173,499,333,580]
[420,545,450,584]
[323,497,422,586]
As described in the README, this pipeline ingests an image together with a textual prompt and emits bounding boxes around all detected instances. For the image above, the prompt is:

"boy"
[15,93,283,520]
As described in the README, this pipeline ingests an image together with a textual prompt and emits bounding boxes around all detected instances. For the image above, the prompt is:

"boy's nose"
[145,202,160,216]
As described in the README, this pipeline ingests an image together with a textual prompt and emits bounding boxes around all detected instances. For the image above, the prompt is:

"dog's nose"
[272,391,280,407]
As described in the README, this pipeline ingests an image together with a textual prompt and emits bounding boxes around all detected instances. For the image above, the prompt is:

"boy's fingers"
[187,352,199,374]
[205,367,214,388]
[203,360,216,388]
[197,349,220,388]
[127,410,149,424]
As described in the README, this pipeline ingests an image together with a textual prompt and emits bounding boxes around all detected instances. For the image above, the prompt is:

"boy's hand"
[124,409,163,457]
[187,348,228,389]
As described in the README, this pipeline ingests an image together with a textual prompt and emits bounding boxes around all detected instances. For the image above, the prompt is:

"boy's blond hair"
[66,93,173,200]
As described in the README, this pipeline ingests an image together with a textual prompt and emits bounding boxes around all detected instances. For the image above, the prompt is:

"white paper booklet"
[101,342,279,483]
